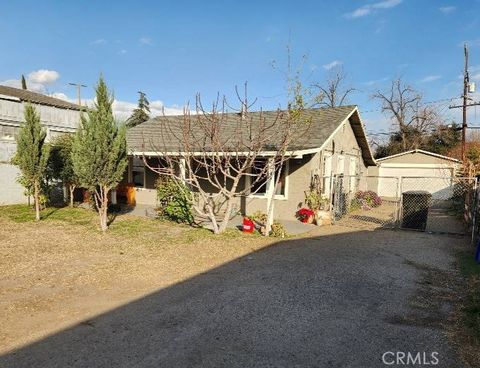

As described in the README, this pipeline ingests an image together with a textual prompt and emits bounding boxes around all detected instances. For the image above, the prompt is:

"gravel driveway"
[0,226,466,368]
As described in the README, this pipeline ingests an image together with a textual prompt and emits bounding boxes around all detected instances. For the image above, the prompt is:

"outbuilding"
[369,149,462,198]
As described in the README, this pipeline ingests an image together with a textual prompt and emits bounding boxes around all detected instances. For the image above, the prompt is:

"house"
[125,105,376,221]
[368,149,462,199]
[0,85,81,205]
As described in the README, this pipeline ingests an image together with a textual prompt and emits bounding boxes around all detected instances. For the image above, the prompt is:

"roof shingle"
[127,105,376,166]
[0,85,81,110]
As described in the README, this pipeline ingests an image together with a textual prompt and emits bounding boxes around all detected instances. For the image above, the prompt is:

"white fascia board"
[379,163,458,168]
[377,149,461,163]
[317,106,376,165]
[0,94,21,102]
[129,147,321,158]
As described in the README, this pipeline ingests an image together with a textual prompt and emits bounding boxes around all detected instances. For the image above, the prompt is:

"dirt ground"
[0,208,276,354]
[0,206,474,367]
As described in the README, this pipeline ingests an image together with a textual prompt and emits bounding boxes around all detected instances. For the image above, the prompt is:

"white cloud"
[28,69,59,85]
[439,6,456,14]
[1,69,61,93]
[322,60,343,70]
[118,49,127,55]
[363,77,388,86]
[420,75,442,83]
[470,72,480,81]
[345,0,402,18]
[90,38,106,45]
[139,37,152,45]
[52,93,185,120]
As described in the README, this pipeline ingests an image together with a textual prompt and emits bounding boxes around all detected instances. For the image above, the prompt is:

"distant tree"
[424,123,461,155]
[12,105,50,221]
[49,134,79,207]
[312,67,356,108]
[373,78,441,151]
[126,91,150,128]
[21,75,27,90]
[72,77,128,231]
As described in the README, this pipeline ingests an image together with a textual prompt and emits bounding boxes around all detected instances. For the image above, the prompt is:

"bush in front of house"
[351,190,382,211]
[156,176,194,224]
[248,211,288,237]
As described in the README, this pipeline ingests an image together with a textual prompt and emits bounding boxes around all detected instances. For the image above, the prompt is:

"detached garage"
[369,149,462,199]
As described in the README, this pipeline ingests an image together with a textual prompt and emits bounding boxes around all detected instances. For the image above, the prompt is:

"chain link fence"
[321,175,477,236]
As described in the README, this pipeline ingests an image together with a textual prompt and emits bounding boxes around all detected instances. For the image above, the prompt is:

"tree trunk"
[218,200,234,234]
[34,181,40,221]
[69,185,75,208]
[208,207,220,234]
[100,186,109,232]
[95,186,110,232]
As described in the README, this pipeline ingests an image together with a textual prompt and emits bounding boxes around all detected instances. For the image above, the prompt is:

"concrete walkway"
[126,206,319,236]
[227,215,318,235]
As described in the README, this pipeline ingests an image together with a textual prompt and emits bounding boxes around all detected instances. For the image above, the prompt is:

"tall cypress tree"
[13,105,50,220]
[126,91,150,128]
[21,75,27,90]
[72,76,127,232]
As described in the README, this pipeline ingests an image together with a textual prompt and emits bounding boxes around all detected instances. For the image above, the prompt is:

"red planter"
[242,218,255,233]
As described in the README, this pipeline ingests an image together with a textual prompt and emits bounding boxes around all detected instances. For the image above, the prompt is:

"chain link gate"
[329,175,477,237]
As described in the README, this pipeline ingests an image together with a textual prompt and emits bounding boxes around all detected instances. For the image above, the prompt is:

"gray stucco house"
[125,105,376,221]
[0,85,81,205]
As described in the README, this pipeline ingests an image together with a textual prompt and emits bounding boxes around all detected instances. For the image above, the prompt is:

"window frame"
[247,159,289,201]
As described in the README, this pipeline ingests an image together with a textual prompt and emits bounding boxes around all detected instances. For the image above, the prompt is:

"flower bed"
[351,190,382,211]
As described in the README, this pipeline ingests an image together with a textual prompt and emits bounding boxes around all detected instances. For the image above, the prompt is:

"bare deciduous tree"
[141,86,311,235]
[373,78,441,151]
[312,67,356,108]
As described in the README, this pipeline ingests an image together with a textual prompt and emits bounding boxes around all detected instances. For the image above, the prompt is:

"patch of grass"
[0,204,273,244]
[458,250,480,278]
[445,249,480,368]
[109,217,162,236]
[457,250,480,340]
[0,205,95,226]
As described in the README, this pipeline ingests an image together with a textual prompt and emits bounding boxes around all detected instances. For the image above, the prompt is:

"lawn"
[0,205,275,354]
[449,248,480,367]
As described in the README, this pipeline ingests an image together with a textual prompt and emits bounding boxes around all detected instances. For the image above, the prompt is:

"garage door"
[378,167,454,199]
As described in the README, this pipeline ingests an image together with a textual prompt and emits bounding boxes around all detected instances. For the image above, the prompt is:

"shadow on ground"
[0,228,467,368]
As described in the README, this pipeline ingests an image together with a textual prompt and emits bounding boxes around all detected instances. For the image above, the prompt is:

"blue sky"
[1,0,479,137]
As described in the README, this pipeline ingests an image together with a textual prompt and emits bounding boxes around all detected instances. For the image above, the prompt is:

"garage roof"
[376,149,461,163]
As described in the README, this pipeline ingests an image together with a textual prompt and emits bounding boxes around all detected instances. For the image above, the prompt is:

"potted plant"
[296,208,315,223]
[305,189,330,226]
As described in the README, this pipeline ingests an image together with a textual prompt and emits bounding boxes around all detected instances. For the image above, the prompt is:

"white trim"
[376,149,461,163]
[316,106,376,167]
[379,163,459,168]
[0,94,21,102]
[129,147,320,158]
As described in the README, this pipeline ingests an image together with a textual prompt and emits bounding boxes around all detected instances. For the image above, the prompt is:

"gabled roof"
[0,85,81,111]
[127,105,376,166]
[376,149,461,163]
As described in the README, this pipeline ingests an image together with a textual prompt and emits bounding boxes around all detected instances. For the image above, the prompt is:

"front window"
[249,159,288,197]
[132,157,145,188]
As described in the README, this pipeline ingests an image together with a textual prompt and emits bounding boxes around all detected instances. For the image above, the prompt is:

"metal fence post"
[397,176,403,229]
[471,178,478,245]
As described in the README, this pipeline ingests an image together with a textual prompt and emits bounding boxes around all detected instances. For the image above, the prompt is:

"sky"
[1,0,480,140]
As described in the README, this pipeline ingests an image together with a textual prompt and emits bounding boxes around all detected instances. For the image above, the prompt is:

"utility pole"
[68,82,87,107]
[462,44,468,162]
[449,44,480,162]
